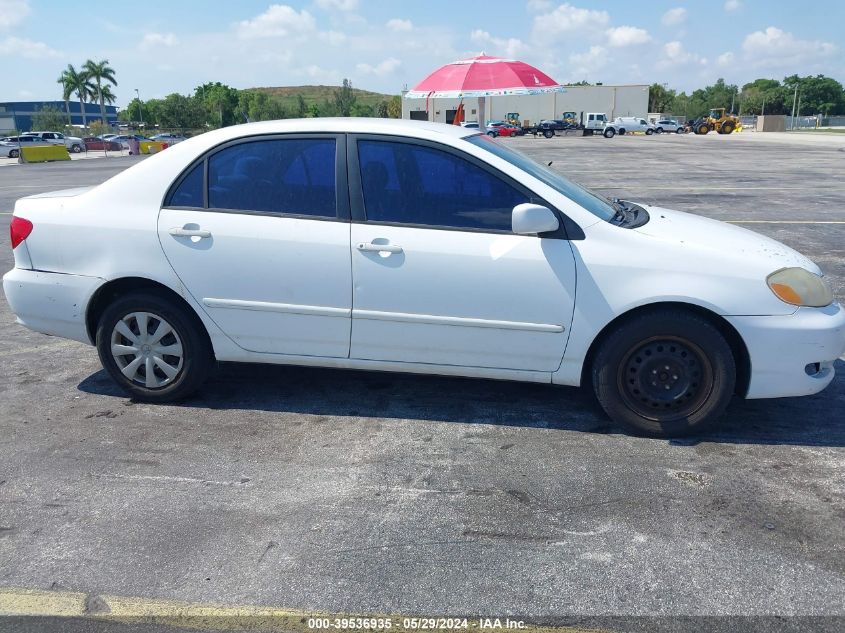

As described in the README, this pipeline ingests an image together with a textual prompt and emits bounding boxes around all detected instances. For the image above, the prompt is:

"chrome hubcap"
[110,312,184,389]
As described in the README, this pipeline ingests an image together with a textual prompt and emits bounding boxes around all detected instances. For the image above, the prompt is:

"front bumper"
[2,267,103,345]
[726,303,845,399]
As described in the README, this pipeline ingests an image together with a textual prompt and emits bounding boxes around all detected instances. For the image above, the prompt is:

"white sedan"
[4,119,844,437]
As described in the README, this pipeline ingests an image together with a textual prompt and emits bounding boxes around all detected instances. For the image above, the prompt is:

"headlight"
[766,267,833,307]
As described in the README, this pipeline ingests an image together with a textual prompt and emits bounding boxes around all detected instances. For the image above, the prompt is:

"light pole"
[135,88,144,129]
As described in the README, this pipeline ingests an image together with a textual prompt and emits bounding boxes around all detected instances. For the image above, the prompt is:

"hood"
[634,205,820,275]
[23,186,95,200]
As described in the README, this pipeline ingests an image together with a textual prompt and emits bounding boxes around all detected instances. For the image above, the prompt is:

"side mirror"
[512,203,559,235]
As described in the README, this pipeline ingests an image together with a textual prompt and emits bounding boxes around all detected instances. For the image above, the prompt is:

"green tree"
[195,82,240,127]
[296,94,307,118]
[59,64,94,127]
[30,107,68,132]
[334,78,357,117]
[307,103,320,118]
[159,94,205,130]
[783,74,845,115]
[56,70,74,125]
[375,100,389,118]
[83,59,118,124]
[387,95,402,118]
[648,83,676,113]
[351,102,374,117]
[237,90,288,122]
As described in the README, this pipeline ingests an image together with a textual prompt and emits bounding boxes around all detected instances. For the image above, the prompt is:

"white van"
[604,117,656,136]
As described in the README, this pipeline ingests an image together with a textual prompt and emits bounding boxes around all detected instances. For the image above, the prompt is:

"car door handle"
[357,242,403,254]
[169,227,212,238]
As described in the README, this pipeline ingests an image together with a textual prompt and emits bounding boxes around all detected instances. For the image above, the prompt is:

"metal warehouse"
[0,101,118,132]
[402,84,650,126]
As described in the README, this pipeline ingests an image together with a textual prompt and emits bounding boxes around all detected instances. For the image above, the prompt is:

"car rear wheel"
[70,144,83,153]
[9,149,19,158]
[646,129,654,135]
[96,292,212,402]
[591,308,736,437]
[618,128,626,135]
[656,127,663,134]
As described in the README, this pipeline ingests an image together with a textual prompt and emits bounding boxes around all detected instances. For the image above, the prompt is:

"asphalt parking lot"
[1,132,844,631]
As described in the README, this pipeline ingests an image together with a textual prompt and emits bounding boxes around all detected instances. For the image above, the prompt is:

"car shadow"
[77,359,845,447]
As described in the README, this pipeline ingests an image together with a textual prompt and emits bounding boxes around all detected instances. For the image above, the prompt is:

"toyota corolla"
[4,119,844,437]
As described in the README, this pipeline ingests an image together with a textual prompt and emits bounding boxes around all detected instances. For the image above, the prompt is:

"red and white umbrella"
[405,54,565,131]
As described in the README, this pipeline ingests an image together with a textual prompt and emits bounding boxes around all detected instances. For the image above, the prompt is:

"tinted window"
[466,134,615,221]
[168,162,204,208]
[208,138,336,217]
[358,140,526,231]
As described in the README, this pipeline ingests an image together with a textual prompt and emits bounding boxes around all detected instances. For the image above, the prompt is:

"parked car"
[654,119,684,134]
[4,119,843,438]
[0,141,21,158]
[486,122,522,137]
[111,134,150,149]
[22,131,85,153]
[2,135,51,146]
[604,117,656,136]
[83,137,123,151]
[151,133,187,144]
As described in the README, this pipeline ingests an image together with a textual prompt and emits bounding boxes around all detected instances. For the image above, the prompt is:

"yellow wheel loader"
[693,108,740,135]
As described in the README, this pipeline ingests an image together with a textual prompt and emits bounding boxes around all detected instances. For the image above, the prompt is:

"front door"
[348,136,576,372]
[158,134,352,357]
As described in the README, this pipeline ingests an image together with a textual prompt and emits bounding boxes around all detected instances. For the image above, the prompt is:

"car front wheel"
[9,149,19,158]
[70,144,83,153]
[96,292,212,402]
[603,128,615,138]
[591,308,736,437]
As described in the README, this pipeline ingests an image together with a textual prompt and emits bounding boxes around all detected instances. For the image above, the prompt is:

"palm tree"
[83,59,118,124]
[56,69,74,125]
[61,64,95,127]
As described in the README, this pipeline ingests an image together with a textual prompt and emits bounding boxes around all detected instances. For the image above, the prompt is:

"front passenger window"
[358,140,527,232]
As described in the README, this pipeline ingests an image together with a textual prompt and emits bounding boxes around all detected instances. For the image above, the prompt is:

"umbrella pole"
[478,96,486,133]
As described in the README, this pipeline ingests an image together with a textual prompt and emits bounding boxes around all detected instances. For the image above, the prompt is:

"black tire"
[697,124,710,135]
[543,128,554,138]
[645,129,654,135]
[71,144,82,153]
[9,149,19,158]
[591,308,735,437]
[618,128,626,135]
[721,123,734,134]
[487,131,497,137]
[96,292,213,402]
[656,127,663,134]
[603,128,615,138]
[675,128,684,134]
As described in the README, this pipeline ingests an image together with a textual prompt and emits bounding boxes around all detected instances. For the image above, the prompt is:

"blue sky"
[1,0,842,108]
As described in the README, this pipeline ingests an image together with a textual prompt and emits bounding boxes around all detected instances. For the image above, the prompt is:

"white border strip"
[353,309,563,333]
[203,298,350,318]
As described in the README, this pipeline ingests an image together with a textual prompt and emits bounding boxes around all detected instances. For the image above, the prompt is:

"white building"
[403,84,650,126]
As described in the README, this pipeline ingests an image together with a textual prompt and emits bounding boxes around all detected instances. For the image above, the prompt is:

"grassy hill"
[249,85,396,110]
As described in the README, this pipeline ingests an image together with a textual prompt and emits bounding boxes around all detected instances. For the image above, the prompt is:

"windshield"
[466,134,615,221]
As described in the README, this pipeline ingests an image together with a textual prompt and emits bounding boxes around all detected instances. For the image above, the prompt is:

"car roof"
[195,118,476,143]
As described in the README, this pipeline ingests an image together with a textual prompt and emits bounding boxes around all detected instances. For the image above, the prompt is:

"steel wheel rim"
[617,336,714,422]
[110,311,184,389]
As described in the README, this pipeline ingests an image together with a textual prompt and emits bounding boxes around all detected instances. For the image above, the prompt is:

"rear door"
[158,134,352,357]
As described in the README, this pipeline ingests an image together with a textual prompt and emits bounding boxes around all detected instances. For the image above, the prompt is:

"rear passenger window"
[167,162,203,208]
[208,138,336,217]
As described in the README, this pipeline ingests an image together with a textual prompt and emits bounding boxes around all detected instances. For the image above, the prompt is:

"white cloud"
[742,26,837,67]
[661,7,687,27]
[527,0,553,11]
[0,0,30,30]
[568,45,607,78]
[470,29,525,59]
[717,51,734,66]
[319,30,346,45]
[657,40,705,69]
[605,26,651,47]
[139,32,178,50]
[724,0,742,11]
[356,57,401,76]
[386,18,412,32]
[236,5,316,39]
[314,0,358,10]
[0,36,60,58]
[533,3,610,40]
